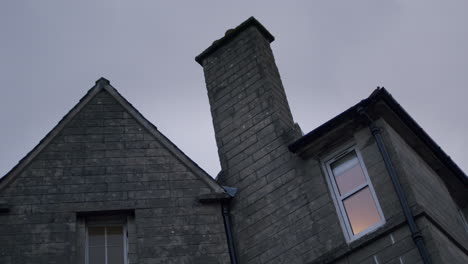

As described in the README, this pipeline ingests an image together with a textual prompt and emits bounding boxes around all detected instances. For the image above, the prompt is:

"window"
[85,218,128,264]
[323,146,385,242]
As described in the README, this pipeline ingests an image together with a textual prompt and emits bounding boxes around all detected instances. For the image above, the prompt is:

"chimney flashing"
[195,16,275,65]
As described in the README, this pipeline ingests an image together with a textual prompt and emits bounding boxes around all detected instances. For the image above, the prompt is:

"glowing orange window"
[324,147,385,241]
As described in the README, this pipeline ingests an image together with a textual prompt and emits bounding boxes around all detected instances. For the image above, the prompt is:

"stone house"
[0,17,467,264]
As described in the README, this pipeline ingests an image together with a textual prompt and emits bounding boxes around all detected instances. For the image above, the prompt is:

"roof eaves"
[287,89,379,153]
[288,87,467,184]
[377,88,468,184]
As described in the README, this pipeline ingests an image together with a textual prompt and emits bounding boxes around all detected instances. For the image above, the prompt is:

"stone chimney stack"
[196,17,298,187]
[197,17,306,262]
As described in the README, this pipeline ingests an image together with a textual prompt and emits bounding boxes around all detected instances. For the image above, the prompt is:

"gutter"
[221,186,239,264]
[199,186,239,264]
[358,107,432,264]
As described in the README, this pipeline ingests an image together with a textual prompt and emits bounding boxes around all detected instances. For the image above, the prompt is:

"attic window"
[323,146,385,242]
[87,225,126,264]
[84,215,128,264]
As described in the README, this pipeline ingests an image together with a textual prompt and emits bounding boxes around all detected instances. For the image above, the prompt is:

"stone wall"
[198,17,467,263]
[0,90,229,264]
[198,18,426,263]
[380,118,468,263]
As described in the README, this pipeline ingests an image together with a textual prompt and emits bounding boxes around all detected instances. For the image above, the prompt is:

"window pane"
[108,245,125,264]
[88,227,105,246]
[331,151,366,195]
[343,187,381,235]
[88,246,105,264]
[107,226,124,246]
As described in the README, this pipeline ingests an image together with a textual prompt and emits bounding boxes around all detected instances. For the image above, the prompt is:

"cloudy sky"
[1,1,467,178]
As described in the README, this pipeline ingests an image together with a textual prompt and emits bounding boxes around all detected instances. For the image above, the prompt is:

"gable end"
[0,78,226,195]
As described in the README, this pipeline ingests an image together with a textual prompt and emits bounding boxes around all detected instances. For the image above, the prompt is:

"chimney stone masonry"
[196,17,307,263]
[196,17,299,186]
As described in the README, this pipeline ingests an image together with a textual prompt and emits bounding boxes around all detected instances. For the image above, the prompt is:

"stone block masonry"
[0,89,229,264]
[1,16,466,264]
[197,17,342,263]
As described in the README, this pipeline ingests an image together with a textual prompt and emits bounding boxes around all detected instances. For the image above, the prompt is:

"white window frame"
[322,145,385,242]
[85,218,128,264]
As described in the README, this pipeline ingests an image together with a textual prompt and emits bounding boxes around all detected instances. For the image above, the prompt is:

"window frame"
[85,218,128,264]
[322,145,385,242]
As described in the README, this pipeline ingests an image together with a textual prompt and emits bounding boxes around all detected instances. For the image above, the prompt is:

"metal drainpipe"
[358,107,432,264]
[222,201,239,264]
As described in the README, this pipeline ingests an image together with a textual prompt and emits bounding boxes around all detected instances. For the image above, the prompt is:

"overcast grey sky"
[1,1,467,178]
